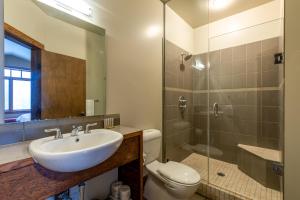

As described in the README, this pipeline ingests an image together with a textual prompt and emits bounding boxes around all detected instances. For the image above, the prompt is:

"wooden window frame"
[4,23,44,120]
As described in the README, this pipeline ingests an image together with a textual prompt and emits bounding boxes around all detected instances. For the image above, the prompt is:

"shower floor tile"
[182,153,282,200]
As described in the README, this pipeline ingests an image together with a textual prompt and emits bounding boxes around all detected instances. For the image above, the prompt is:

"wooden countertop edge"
[0,130,143,174]
[0,158,34,174]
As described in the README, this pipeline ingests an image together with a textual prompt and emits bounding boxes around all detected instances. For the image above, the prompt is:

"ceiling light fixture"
[209,0,233,10]
[37,0,92,17]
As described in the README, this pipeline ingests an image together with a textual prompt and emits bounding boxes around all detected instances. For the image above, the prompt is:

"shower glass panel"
[163,0,210,183]
[163,0,284,199]
[208,0,284,199]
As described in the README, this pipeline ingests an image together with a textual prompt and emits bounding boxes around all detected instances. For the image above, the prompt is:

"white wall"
[85,0,163,130]
[4,0,86,59]
[284,1,300,199]
[165,5,194,53]
[166,0,283,55]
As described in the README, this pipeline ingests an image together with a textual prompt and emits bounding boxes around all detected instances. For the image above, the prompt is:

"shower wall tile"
[262,90,280,106]
[262,69,280,87]
[246,72,261,88]
[246,41,262,59]
[232,74,246,89]
[262,107,280,122]
[164,37,283,164]
[261,122,280,139]
[232,44,246,61]
[220,48,233,63]
[246,57,261,73]
[164,40,196,161]
[232,60,246,75]
[262,37,280,55]
[262,55,276,72]
[246,91,261,105]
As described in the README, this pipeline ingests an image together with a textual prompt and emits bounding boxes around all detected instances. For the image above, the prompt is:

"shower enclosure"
[162,0,284,199]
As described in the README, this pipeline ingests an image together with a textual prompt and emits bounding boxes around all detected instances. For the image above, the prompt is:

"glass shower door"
[207,0,285,199]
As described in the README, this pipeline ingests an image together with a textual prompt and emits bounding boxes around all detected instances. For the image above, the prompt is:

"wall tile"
[262,90,280,106]
[262,55,276,72]
[262,69,279,87]
[220,48,233,63]
[232,74,246,89]
[232,60,246,75]
[262,122,280,139]
[24,119,59,140]
[246,41,262,59]
[246,91,261,105]
[262,107,280,122]
[0,123,24,145]
[262,37,280,56]
[246,72,261,88]
[165,71,178,88]
[230,92,247,105]
[232,45,246,61]
[246,57,261,73]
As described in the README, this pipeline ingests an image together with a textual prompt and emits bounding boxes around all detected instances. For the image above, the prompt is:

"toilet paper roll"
[111,181,123,198]
[119,185,131,200]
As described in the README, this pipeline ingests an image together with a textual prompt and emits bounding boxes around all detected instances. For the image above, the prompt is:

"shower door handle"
[213,102,219,118]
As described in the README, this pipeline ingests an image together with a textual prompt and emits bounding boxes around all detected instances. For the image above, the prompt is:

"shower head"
[184,54,193,61]
[181,52,193,62]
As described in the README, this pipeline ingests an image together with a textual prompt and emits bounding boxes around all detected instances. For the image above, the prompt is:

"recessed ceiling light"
[210,0,233,10]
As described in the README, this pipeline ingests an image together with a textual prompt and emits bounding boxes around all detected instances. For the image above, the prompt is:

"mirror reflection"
[1,0,106,123]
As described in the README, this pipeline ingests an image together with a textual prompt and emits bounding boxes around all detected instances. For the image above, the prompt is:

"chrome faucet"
[45,128,63,139]
[71,125,83,137]
[85,123,97,134]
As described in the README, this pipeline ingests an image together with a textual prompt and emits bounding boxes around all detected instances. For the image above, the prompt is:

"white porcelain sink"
[29,129,123,172]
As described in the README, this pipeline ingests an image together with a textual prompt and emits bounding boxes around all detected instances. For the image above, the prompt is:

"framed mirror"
[1,0,106,124]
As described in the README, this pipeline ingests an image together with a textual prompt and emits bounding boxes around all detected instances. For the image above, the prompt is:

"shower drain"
[217,172,225,177]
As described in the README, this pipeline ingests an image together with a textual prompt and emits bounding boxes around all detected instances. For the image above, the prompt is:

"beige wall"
[167,0,283,54]
[4,0,86,59]
[86,0,163,130]
[284,0,300,199]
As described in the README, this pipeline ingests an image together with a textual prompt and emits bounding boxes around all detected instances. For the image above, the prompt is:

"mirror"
[1,0,106,123]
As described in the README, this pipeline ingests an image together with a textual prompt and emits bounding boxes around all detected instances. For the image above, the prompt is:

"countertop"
[0,126,142,167]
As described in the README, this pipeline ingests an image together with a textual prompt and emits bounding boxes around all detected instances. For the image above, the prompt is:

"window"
[4,67,31,112]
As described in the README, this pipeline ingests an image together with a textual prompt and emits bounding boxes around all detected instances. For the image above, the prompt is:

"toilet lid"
[157,161,200,185]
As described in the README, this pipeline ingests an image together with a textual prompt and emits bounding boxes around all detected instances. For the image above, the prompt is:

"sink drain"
[217,172,225,177]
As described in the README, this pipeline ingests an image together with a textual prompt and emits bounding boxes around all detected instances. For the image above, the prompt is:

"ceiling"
[167,0,274,28]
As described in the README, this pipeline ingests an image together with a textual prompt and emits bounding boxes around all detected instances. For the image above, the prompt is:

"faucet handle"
[85,123,98,134]
[45,128,62,139]
[71,125,83,136]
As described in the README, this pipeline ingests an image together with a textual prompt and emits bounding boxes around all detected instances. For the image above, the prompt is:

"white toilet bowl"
[142,129,201,200]
[144,160,201,200]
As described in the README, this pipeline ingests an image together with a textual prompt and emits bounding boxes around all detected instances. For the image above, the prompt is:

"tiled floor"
[191,194,208,200]
[182,153,283,200]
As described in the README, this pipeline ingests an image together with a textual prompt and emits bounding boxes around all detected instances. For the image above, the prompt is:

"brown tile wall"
[164,38,283,164]
[193,37,284,164]
[164,41,194,161]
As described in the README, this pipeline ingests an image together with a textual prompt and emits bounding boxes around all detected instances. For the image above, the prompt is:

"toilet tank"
[143,129,162,165]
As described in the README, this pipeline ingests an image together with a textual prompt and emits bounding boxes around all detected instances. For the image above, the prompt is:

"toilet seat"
[146,161,201,187]
[157,161,200,185]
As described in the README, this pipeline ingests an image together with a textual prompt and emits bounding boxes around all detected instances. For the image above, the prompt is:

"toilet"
[143,129,201,200]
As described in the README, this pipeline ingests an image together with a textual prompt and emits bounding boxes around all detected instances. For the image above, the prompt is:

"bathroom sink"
[29,129,123,172]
